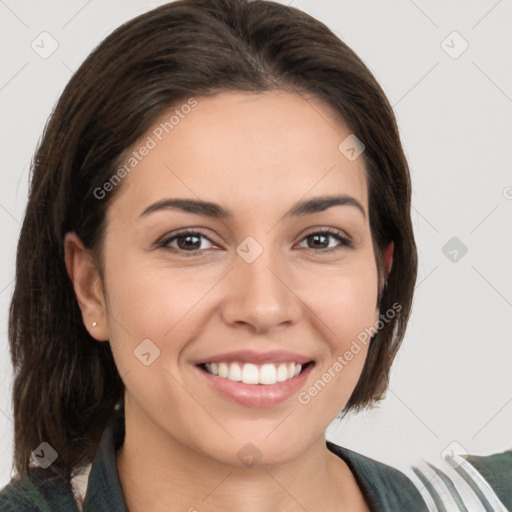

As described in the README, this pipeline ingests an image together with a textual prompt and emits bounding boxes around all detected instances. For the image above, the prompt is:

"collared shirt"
[0,414,510,511]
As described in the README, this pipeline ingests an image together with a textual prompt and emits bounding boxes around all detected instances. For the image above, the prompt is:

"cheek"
[301,258,379,347]
[101,246,223,383]
[296,257,378,406]
[107,269,205,337]
[102,234,210,333]
[101,263,200,413]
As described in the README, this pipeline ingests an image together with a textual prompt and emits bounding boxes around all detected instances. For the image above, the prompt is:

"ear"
[64,232,109,341]
[383,241,394,276]
[376,242,394,312]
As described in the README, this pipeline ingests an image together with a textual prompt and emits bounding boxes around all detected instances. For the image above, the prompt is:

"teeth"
[203,361,304,385]
[260,364,276,385]
[218,362,229,378]
[276,363,288,382]
[242,363,259,384]
[228,362,242,381]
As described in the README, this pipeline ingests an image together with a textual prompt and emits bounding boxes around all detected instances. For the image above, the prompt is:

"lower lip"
[196,363,314,408]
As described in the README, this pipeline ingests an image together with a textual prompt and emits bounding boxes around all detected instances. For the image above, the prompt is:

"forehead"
[107,90,368,224]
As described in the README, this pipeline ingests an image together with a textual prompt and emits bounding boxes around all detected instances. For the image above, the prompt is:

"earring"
[92,322,97,328]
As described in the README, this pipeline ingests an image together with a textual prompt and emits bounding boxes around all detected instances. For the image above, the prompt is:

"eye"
[296,228,353,252]
[157,228,353,256]
[158,230,216,254]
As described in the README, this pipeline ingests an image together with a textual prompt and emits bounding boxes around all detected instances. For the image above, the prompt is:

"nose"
[221,243,303,334]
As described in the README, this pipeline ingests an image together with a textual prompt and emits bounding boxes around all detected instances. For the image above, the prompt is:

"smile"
[202,361,306,385]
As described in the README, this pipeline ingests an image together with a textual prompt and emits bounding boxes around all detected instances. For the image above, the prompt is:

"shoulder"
[328,441,512,511]
[0,473,48,512]
[0,469,79,512]
[466,449,512,510]
[326,441,429,511]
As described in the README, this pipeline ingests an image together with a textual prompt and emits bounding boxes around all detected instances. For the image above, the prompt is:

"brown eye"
[297,229,353,252]
[159,230,215,253]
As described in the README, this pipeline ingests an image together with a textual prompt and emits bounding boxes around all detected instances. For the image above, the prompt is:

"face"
[80,90,384,467]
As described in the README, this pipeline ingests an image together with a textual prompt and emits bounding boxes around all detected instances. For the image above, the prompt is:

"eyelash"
[157,228,353,256]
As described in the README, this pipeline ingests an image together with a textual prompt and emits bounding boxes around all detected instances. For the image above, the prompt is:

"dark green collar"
[326,441,428,511]
[83,413,128,511]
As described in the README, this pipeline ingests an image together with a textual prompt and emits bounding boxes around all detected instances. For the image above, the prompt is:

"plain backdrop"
[1,0,511,488]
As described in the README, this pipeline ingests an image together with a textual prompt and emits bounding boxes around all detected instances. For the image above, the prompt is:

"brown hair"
[9,0,417,480]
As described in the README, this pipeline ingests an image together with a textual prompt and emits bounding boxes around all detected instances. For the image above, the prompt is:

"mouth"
[198,360,314,385]
[192,349,316,407]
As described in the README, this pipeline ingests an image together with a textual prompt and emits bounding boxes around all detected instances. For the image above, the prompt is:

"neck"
[116,413,368,512]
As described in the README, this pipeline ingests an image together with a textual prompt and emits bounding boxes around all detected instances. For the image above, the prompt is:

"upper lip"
[194,350,314,365]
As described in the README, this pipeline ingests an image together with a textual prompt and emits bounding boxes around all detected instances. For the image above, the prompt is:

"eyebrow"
[139,194,366,220]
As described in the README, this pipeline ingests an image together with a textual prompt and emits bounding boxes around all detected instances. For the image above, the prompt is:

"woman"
[0,0,509,510]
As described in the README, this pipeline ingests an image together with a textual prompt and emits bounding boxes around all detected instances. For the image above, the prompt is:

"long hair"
[9,0,417,480]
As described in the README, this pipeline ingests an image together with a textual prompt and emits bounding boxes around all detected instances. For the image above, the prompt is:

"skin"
[65,90,393,512]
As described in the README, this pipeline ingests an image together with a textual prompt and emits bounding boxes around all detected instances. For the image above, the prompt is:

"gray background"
[1,0,511,487]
